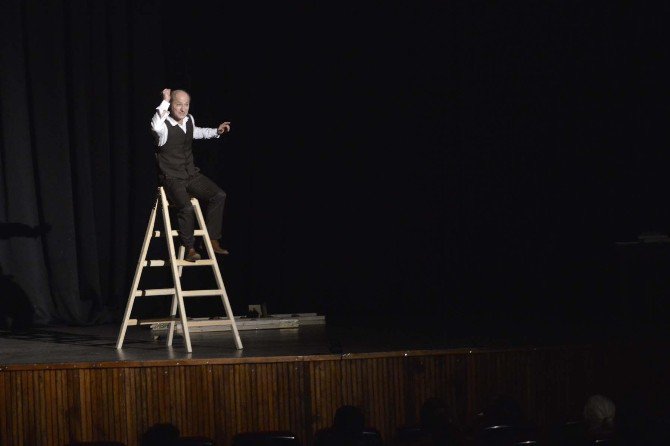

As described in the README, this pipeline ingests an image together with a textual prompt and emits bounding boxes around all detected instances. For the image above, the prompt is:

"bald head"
[169,90,190,123]
[171,90,190,102]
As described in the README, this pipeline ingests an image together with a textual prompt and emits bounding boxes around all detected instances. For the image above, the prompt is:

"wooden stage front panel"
[0,344,663,446]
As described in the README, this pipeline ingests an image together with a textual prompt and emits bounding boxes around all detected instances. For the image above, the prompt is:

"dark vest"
[155,116,200,180]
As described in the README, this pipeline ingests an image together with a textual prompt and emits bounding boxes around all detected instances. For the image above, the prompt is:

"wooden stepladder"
[116,187,243,352]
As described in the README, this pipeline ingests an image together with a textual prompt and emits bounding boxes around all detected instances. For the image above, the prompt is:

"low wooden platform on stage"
[0,323,664,446]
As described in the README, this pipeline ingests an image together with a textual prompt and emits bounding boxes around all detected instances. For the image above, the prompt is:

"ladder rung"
[175,259,216,266]
[154,229,207,238]
[134,288,176,297]
[142,260,166,267]
[132,288,222,297]
[181,289,225,297]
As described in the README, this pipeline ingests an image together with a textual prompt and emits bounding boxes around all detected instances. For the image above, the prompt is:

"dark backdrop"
[1,0,668,338]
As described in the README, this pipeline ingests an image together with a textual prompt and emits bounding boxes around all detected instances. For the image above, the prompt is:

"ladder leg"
[161,187,192,352]
[193,198,243,349]
[167,294,178,347]
[116,196,159,349]
[218,281,243,350]
[167,246,186,346]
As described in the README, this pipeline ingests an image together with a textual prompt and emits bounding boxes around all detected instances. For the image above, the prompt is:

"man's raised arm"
[150,88,172,146]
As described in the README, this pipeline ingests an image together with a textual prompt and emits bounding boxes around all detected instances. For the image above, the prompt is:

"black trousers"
[160,173,226,249]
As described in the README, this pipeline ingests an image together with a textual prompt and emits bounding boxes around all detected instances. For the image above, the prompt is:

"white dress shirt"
[150,100,220,146]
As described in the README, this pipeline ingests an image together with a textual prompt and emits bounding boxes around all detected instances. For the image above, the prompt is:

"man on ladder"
[151,88,231,261]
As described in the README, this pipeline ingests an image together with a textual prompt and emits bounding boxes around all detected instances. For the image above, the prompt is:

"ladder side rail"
[116,196,160,349]
[160,187,193,352]
[192,198,243,349]
[177,245,185,277]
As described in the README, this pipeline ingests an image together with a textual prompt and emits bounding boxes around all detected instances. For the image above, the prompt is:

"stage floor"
[0,323,487,368]
[1,319,655,369]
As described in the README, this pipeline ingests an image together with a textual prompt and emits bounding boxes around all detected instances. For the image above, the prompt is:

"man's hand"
[162,88,171,102]
[217,122,231,134]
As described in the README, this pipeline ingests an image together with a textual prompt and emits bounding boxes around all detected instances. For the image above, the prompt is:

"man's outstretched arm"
[193,119,232,140]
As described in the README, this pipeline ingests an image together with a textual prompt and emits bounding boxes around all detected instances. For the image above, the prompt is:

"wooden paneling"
[0,345,656,446]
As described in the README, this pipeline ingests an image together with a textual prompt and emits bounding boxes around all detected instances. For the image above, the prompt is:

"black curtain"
[0,0,460,329]
[0,0,163,325]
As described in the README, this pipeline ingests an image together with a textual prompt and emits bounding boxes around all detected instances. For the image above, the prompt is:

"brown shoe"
[184,247,201,262]
[210,239,229,255]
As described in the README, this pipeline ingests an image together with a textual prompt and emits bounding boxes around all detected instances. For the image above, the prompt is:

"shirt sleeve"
[150,100,170,146]
[191,115,220,140]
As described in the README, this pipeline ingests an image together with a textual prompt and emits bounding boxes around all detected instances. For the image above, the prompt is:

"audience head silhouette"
[418,397,463,446]
[141,423,180,446]
[333,405,365,435]
[481,394,523,427]
[315,405,367,446]
[583,394,615,434]
[420,397,451,430]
